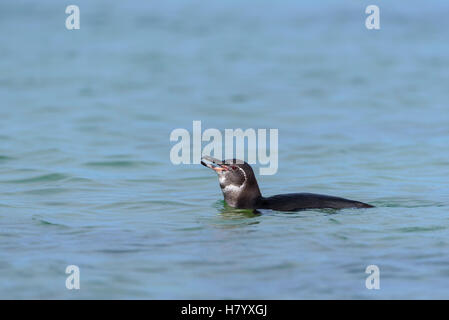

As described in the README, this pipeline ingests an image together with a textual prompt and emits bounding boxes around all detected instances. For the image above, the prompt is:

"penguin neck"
[222,180,263,209]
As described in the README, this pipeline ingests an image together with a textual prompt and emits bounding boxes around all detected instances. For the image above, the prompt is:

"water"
[1,0,449,299]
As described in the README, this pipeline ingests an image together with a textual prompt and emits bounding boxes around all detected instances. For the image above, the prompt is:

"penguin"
[201,156,374,211]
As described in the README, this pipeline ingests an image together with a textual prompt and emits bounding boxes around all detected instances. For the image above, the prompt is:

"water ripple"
[83,160,157,168]
[2,173,69,184]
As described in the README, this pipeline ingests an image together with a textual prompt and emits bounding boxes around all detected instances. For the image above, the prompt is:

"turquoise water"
[1,0,449,299]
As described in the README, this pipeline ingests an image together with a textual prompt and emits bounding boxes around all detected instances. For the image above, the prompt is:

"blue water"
[1,0,449,299]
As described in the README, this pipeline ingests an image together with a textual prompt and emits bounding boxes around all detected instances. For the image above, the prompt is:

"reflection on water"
[215,200,261,219]
[212,200,261,228]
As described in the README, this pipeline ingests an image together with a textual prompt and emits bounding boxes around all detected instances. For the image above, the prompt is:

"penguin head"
[201,156,262,208]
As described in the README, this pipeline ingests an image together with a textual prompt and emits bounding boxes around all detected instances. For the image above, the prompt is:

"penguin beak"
[201,156,229,172]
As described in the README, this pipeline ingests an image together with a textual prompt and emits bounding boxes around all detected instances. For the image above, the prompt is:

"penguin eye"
[231,166,237,171]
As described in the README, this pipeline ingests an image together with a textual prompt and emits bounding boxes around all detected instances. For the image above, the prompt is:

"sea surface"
[1,0,449,299]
